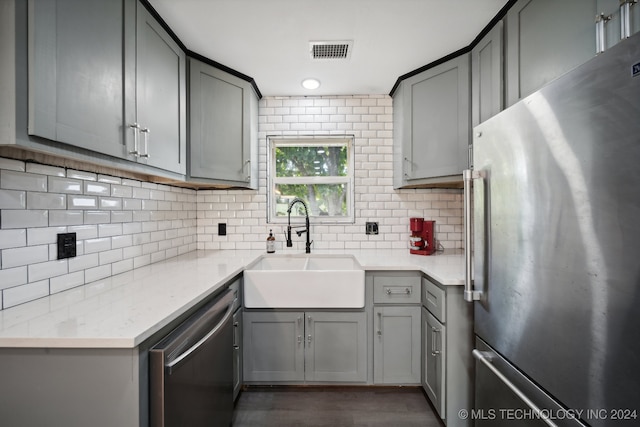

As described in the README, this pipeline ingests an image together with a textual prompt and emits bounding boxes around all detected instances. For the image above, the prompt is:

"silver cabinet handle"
[463,169,483,302]
[386,287,411,295]
[473,350,558,427]
[244,159,251,182]
[431,326,441,356]
[139,127,150,158]
[620,0,637,39]
[233,321,239,347]
[595,13,612,54]
[128,123,140,156]
[306,315,312,344]
[307,334,312,344]
[297,316,302,345]
[377,312,382,336]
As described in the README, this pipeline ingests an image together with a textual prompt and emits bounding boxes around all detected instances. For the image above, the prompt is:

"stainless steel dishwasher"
[150,288,235,427]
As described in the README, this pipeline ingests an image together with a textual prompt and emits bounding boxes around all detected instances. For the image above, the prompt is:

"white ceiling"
[148,0,509,97]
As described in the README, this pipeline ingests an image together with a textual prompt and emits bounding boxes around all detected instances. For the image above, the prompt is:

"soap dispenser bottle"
[266,229,276,253]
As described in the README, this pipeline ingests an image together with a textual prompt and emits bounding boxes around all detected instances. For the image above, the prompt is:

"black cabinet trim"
[389,0,518,96]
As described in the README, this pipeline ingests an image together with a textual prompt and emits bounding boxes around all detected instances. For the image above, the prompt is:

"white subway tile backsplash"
[0,189,26,209]
[0,229,26,250]
[25,163,65,177]
[99,197,122,210]
[84,210,111,225]
[26,226,67,246]
[84,237,111,254]
[68,253,99,273]
[3,280,49,309]
[1,170,48,192]
[2,244,49,269]
[0,266,28,290]
[28,260,68,282]
[66,170,97,181]
[67,225,98,240]
[1,209,49,229]
[0,158,25,172]
[27,192,66,210]
[84,264,111,283]
[84,181,110,196]
[49,210,84,226]
[50,271,85,294]
[68,195,98,210]
[48,177,83,194]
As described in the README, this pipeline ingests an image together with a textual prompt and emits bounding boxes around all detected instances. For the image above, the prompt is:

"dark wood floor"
[232,386,445,427]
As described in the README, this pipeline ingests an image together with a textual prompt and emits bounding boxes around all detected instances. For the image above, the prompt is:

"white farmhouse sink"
[244,254,365,308]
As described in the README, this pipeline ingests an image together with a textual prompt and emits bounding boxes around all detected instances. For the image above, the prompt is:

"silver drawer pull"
[431,326,441,356]
[386,287,411,295]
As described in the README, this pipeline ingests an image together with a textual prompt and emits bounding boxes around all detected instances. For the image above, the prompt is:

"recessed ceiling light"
[302,78,320,90]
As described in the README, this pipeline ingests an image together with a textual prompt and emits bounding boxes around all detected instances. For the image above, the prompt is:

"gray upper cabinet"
[505,0,598,107]
[471,22,503,128]
[26,0,186,175]
[393,54,470,189]
[189,59,258,188]
[28,0,127,159]
[131,2,187,174]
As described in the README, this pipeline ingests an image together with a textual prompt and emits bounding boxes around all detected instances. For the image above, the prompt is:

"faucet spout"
[286,198,312,253]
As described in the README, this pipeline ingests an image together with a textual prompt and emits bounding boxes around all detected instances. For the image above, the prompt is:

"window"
[268,136,354,223]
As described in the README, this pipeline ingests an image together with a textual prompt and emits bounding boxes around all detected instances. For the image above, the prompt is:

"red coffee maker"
[409,218,435,256]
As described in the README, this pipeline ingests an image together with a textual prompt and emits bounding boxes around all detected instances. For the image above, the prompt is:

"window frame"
[267,135,355,224]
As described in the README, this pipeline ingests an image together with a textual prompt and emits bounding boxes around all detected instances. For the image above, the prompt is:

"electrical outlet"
[57,233,77,259]
[218,223,227,236]
[365,222,379,235]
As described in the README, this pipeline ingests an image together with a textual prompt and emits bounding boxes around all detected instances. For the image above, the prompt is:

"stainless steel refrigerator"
[464,32,640,426]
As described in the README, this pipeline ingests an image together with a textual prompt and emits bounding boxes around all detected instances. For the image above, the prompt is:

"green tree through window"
[269,138,353,222]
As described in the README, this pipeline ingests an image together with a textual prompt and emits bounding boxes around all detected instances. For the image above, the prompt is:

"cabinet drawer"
[373,275,421,304]
[422,277,446,323]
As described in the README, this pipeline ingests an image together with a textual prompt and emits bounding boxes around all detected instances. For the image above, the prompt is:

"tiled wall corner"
[197,95,464,252]
[0,159,197,310]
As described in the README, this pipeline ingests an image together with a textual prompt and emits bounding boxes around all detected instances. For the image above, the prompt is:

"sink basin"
[243,254,365,309]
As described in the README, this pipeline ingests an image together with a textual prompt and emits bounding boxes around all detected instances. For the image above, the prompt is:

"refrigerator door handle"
[463,169,483,302]
[473,350,559,427]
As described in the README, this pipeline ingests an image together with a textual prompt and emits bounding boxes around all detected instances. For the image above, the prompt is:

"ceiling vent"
[310,41,353,60]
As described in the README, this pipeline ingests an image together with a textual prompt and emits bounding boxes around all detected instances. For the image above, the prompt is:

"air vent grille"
[310,41,353,60]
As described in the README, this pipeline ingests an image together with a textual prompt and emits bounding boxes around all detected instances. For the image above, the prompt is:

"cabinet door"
[399,54,470,184]
[304,312,367,382]
[471,21,503,128]
[423,307,446,418]
[505,0,597,106]
[373,306,421,384]
[232,308,243,400]
[189,59,256,186]
[242,311,304,382]
[29,0,126,159]
[133,2,186,174]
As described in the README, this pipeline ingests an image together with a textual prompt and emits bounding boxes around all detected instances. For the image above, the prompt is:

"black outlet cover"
[218,223,227,236]
[57,233,77,259]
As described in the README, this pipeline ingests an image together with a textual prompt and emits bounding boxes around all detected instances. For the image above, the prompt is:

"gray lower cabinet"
[393,54,470,188]
[423,307,446,417]
[471,21,503,128]
[19,0,186,176]
[189,59,258,188]
[243,311,367,383]
[0,347,146,427]
[421,277,473,427]
[373,306,421,384]
[505,0,598,107]
[371,272,422,384]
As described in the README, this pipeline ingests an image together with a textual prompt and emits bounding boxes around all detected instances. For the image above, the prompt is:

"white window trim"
[267,135,355,224]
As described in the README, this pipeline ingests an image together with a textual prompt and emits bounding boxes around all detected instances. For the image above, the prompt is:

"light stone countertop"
[0,249,465,349]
